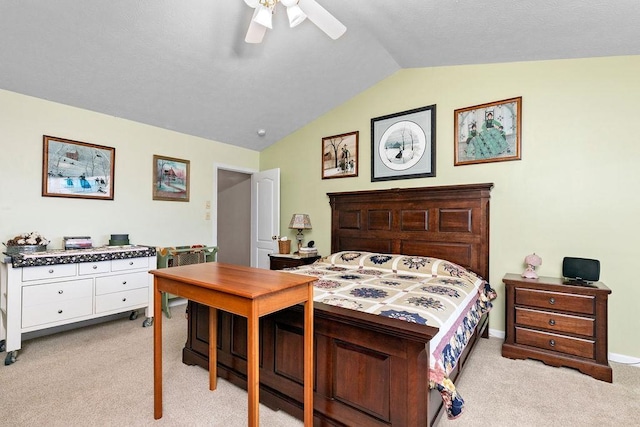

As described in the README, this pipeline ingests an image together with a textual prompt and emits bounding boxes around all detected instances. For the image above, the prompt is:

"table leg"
[153,283,163,419]
[304,285,314,426]
[247,308,259,427]
[209,307,218,391]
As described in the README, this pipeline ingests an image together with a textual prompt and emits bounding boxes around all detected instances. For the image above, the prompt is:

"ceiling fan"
[244,0,346,44]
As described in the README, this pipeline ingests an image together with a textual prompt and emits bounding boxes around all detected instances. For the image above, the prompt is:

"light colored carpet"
[1,304,638,426]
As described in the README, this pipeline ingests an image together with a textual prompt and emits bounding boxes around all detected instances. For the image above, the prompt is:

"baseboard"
[488,328,640,367]
[169,297,188,307]
[609,352,640,366]
[488,328,505,339]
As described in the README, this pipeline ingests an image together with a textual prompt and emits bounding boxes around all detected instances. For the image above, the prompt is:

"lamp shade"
[289,214,312,230]
[524,253,542,267]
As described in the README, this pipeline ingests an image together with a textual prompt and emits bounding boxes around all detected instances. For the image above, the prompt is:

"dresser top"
[503,273,611,293]
[4,245,156,268]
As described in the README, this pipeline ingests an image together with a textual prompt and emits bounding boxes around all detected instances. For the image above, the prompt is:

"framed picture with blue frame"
[454,97,522,166]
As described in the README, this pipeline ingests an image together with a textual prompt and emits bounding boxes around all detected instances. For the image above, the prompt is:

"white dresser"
[0,246,156,365]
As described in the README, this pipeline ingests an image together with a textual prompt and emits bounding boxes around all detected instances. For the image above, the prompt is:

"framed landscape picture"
[371,105,436,181]
[321,131,359,179]
[454,97,522,166]
[152,155,190,201]
[42,135,115,200]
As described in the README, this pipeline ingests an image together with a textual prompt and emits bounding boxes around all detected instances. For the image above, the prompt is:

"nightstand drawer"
[515,307,595,337]
[269,254,321,270]
[515,327,595,359]
[515,287,594,315]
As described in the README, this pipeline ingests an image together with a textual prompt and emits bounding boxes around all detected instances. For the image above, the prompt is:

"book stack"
[64,236,93,250]
[298,246,318,257]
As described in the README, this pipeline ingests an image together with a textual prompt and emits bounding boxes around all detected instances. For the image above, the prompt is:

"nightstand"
[268,253,321,270]
[501,273,612,382]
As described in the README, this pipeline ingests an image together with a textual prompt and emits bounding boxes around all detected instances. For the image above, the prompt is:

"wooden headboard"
[328,183,493,280]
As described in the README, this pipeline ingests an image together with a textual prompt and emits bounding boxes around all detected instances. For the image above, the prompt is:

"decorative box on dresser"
[0,246,156,365]
[502,273,612,382]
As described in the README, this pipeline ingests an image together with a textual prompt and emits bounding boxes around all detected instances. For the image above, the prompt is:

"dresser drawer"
[79,261,110,275]
[22,297,93,328]
[515,307,595,337]
[515,287,594,315]
[111,257,149,272]
[95,272,149,295]
[22,263,77,282]
[515,326,595,359]
[22,279,93,307]
[95,287,148,313]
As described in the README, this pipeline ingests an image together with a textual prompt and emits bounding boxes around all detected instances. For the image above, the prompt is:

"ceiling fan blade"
[245,9,267,43]
[297,0,346,40]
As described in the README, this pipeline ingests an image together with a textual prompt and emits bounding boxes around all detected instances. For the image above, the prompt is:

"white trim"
[609,352,640,366]
[488,328,505,339]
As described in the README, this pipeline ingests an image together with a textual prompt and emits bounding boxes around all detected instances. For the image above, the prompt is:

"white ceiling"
[2,1,639,151]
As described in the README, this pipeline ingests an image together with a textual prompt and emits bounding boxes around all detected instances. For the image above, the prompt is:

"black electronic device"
[562,257,600,283]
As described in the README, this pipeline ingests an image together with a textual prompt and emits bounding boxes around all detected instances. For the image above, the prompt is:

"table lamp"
[522,253,542,279]
[289,214,312,252]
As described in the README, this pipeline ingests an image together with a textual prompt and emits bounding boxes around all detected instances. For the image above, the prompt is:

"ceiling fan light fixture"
[286,4,307,28]
[253,4,274,29]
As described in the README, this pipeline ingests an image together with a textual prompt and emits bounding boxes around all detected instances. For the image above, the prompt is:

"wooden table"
[149,262,315,426]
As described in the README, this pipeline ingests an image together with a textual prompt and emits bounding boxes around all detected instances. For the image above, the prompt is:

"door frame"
[212,163,257,248]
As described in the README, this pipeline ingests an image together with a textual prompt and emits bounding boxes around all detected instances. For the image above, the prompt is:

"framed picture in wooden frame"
[321,131,359,179]
[42,135,115,200]
[454,97,522,166]
[152,155,190,202]
[371,105,436,182]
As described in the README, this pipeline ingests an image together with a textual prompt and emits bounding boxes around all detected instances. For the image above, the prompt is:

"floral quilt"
[285,251,497,419]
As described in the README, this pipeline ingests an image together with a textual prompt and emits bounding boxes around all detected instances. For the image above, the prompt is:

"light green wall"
[261,55,640,359]
[0,89,259,248]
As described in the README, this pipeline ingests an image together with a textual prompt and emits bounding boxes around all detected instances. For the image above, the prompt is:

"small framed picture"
[322,131,359,179]
[152,155,190,201]
[371,105,436,181]
[454,97,522,166]
[42,135,115,200]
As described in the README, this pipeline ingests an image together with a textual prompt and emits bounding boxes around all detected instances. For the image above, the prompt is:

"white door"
[251,168,280,268]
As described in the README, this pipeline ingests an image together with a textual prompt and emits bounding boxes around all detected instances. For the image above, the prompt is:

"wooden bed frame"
[182,183,493,426]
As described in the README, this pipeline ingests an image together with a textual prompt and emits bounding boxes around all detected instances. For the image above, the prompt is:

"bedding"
[286,251,497,419]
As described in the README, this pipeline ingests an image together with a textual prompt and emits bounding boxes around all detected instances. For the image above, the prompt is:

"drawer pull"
[122,298,127,302]
[129,261,134,266]
[92,265,98,269]
[49,269,55,274]
[549,339,556,347]
[58,290,64,294]
[122,281,127,285]
[548,319,556,326]
[549,297,555,305]
[58,309,63,314]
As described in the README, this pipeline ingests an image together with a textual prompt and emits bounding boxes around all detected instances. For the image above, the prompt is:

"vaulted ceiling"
[2,1,639,151]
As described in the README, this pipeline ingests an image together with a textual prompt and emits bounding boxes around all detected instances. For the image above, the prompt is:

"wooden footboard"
[182,300,490,426]
[184,300,437,426]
